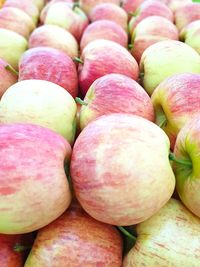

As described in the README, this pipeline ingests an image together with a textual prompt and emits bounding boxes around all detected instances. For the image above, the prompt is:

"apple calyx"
[117,226,137,242]
[75,97,88,106]
[169,152,192,167]
[73,57,84,64]
[13,243,32,253]
[5,64,19,76]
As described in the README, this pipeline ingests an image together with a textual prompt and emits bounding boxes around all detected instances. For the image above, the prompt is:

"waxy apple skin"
[79,73,155,130]
[122,0,144,16]
[151,73,200,149]
[79,0,120,16]
[24,202,123,267]
[0,123,72,234]
[70,114,175,226]
[123,198,200,267]
[159,0,192,12]
[79,39,139,97]
[19,47,78,98]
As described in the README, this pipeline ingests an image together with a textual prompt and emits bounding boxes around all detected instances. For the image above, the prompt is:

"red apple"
[80,20,128,51]
[79,0,120,16]
[79,73,155,130]
[122,0,144,17]
[19,47,78,98]
[89,3,128,31]
[78,39,139,97]
[24,202,123,266]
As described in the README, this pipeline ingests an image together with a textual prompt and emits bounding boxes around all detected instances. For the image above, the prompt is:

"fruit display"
[0,0,200,266]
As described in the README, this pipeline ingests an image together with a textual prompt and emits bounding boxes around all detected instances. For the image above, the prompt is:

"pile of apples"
[0,0,200,266]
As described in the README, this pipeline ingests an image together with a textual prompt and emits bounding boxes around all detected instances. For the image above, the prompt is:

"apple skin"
[122,0,144,16]
[31,0,45,11]
[79,0,120,16]
[0,59,18,98]
[24,202,123,267]
[3,0,39,25]
[80,20,128,51]
[0,29,27,70]
[79,73,155,130]
[130,16,178,63]
[0,80,77,144]
[19,47,78,98]
[159,0,192,12]
[129,0,174,36]
[0,7,35,39]
[123,198,200,267]
[140,40,200,96]
[70,113,175,226]
[180,20,200,55]
[89,3,128,31]
[0,123,72,234]
[175,3,200,31]
[78,39,139,97]
[151,73,200,150]
[28,25,78,60]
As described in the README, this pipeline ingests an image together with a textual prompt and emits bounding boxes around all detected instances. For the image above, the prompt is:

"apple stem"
[73,57,83,64]
[169,152,192,167]
[13,243,32,253]
[75,97,88,106]
[5,65,19,76]
[73,1,79,10]
[128,44,133,49]
[117,226,137,241]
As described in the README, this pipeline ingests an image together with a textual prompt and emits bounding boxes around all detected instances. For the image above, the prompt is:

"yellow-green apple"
[3,0,39,25]
[89,3,128,31]
[78,39,139,97]
[31,0,45,11]
[80,20,128,51]
[0,59,17,98]
[140,40,200,95]
[123,198,200,267]
[151,73,200,150]
[0,80,77,144]
[44,2,89,41]
[0,7,35,39]
[0,29,27,70]
[130,15,178,63]
[24,202,123,266]
[122,0,144,17]
[70,113,175,225]
[175,3,200,31]
[180,20,200,55]
[78,73,155,130]
[0,123,72,234]
[172,116,200,219]
[79,0,120,16]
[159,0,192,12]
[129,0,174,36]
[18,47,78,98]
[28,25,78,59]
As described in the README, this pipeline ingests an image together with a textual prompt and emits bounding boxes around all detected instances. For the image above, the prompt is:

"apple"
[130,16,179,63]
[3,0,39,25]
[80,20,128,51]
[0,29,27,70]
[31,0,45,11]
[128,0,174,36]
[140,40,200,95]
[28,25,78,60]
[24,202,123,266]
[180,20,200,54]
[78,73,155,130]
[122,0,144,17]
[123,198,200,266]
[175,3,200,31]
[0,123,72,234]
[19,47,78,98]
[158,0,192,12]
[79,0,120,16]
[78,39,139,97]
[44,2,89,41]
[89,3,128,31]
[70,113,175,226]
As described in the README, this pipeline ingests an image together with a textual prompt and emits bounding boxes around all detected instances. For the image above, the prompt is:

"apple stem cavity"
[169,152,192,167]
[73,57,84,64]
[117,226,137,242]
[75,97,88,106]
[13,243,32,253]
[5,64,19,76]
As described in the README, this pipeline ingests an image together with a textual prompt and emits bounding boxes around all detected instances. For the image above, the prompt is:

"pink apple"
[122,0,144,16]
[80,20,128,51]
[175,3,200,31]
[78,39,139,97]
[78,73,155,130]
[151,73,200,149]
[89,3,128,31]
[158,0,192,12]
[130,16,178,63]
[24,202,123,266]
[0,123,72,234]
[28,25,78,59]
[180,20,200,55]
[70,113,175,226]
[79,0,120,16]
[129,0,174,35]
[19,47,78,98]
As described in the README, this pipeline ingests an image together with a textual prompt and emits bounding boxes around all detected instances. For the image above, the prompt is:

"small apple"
[78,73,155,130]
[140,40,200,95]
[79,0,120,16]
